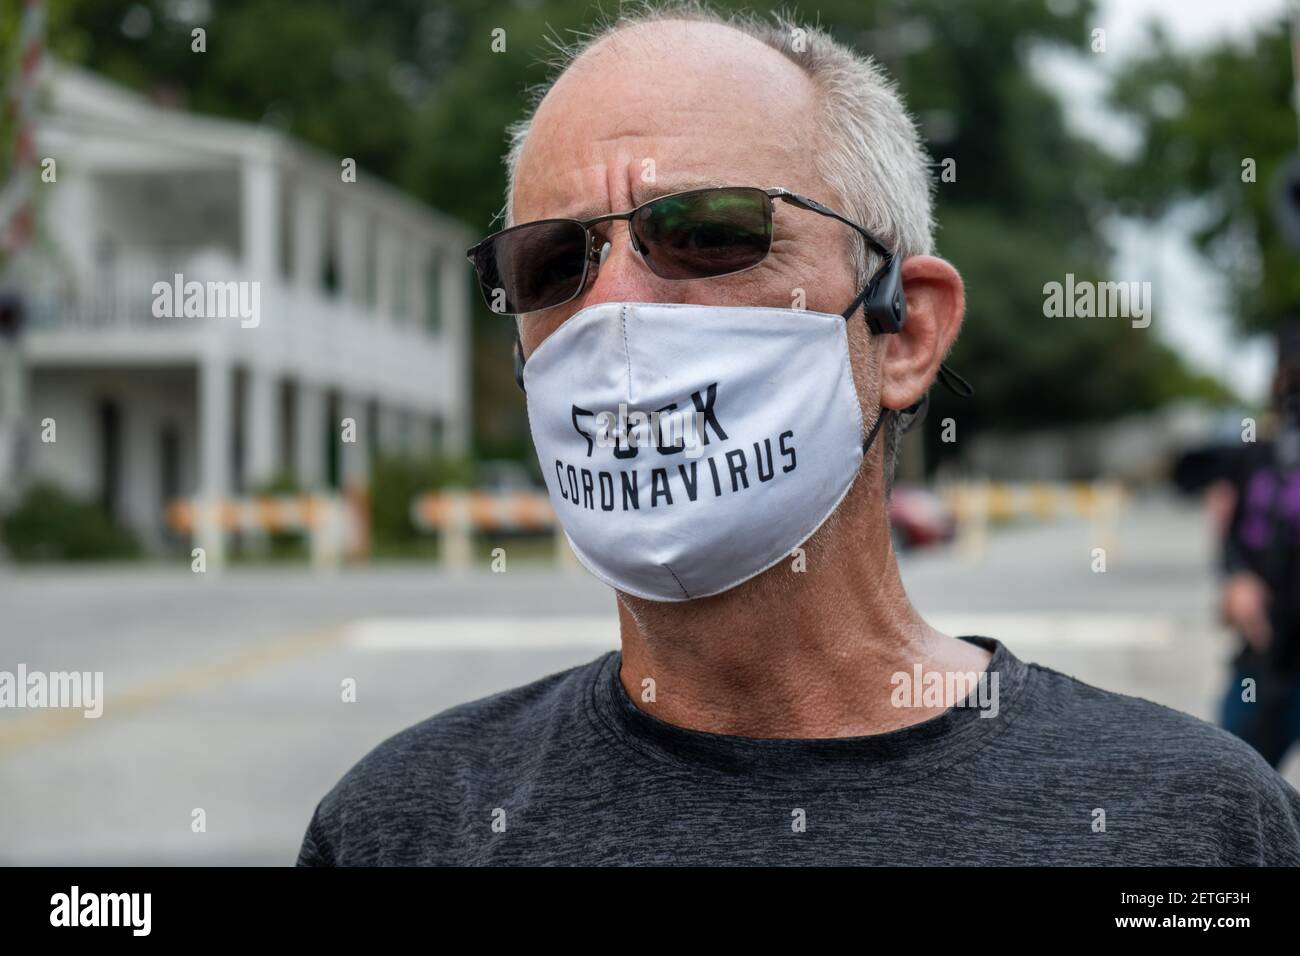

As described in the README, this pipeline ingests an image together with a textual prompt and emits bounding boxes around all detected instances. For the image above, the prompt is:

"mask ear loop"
[937,363,974,398]
[898,392,929,434]
[841,256,973,454]
[861,405,891,456]
[856,370,973,455]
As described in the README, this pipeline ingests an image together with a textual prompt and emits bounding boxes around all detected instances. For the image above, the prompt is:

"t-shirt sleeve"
[1251,770,1300,865]
[295,803,336,867]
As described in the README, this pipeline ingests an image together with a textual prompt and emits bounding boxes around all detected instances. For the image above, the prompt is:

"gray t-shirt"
[297,636,1300,865]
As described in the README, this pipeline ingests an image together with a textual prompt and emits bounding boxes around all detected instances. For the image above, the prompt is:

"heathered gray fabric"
[297,636,1300,865]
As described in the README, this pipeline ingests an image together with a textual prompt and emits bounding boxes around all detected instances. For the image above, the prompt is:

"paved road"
[1,492,1293,864]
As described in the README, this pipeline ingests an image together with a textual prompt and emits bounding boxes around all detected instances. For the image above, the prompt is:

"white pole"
[441,490,472,572]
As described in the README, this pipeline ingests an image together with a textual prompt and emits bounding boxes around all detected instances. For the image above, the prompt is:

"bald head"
[498,3,952,491]
[513,19,823,228]
[510,17,859,359]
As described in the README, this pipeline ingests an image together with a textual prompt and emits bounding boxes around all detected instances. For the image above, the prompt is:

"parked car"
[888,485,956,550]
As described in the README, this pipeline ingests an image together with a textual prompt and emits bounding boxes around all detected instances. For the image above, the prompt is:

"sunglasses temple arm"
[772,191,894,262]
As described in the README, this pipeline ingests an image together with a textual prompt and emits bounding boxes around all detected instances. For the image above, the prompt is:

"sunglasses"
[465,185,894,316]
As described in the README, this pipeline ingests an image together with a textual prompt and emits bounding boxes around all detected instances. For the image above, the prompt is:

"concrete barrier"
[164,494,354,571]
[940,480,1128,562]
[409,490,578,571]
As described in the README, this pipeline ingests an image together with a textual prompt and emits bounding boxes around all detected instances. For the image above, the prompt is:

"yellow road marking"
[0,625,346,756]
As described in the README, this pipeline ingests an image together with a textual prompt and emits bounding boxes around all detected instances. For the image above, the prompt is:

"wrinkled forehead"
[512,19,821,222]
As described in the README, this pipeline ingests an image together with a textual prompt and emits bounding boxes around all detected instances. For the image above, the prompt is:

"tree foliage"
[33,0,1238,467]
[1107,17,1300,336]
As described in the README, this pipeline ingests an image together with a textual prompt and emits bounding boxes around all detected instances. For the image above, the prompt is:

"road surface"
[0,492,1292,864]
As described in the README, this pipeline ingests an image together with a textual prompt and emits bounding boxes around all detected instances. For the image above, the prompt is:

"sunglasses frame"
[465,185,895,316]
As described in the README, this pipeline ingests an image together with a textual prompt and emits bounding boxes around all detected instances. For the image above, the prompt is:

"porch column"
[241,153,280,287]
[196,356,232,571]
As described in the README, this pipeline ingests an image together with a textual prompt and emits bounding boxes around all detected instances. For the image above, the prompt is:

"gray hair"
[502,0,936,488]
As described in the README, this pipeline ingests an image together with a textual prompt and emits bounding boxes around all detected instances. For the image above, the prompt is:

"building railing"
[18,245,454,398]
[24,244,241,330]
[22,244,443,336]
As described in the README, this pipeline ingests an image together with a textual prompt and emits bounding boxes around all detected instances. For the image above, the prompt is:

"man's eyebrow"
[557,177,753,222]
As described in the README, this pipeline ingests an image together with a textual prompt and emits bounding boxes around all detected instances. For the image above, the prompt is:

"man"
[299,3,1300,865]
[1219,321,1300,768]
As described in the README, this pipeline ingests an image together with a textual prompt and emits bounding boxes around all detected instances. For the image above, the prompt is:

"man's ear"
[880,255,964,412]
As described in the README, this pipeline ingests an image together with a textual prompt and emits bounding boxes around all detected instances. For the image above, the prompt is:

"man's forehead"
[514,19,817,222]
[540,174,749,223]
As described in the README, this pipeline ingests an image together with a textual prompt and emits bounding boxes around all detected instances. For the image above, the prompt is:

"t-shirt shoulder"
[296,652,611,866]
[1022,660,1300,865]
[1024,658,1250,765]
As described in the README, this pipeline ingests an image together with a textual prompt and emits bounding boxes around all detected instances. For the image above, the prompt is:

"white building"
[1,62,474,562]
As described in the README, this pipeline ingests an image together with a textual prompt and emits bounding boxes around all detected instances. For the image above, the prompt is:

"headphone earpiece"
[863,255,906,335]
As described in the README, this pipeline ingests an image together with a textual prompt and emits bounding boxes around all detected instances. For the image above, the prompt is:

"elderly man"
[299,4,1300,865]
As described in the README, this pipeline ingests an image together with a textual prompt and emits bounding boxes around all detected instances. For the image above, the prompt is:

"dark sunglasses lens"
[473,220,588,314]
[632,188,772,280]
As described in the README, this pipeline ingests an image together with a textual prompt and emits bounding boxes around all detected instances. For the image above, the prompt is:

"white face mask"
[522,300,886,602]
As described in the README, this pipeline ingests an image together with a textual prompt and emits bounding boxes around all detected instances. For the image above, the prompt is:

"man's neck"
[614,477,992,738]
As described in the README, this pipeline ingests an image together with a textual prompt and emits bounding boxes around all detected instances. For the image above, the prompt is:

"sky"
[1038,0,1295,402]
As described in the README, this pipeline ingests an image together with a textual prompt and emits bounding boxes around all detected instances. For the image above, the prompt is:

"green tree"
[1107,17,1300,336]
[40,0,1228,469]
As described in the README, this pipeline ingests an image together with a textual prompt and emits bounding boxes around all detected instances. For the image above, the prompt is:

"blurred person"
[299,3,1300,866]
[1219,319,1300,767]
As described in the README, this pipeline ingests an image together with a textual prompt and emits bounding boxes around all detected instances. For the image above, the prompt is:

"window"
[97,398,122,518]
[366,399,380,460]
[279,379,295,477]
[325,392,341,490]
[322,204,340,296]
[280,186,294,280]
[395,246,410,321]
[364,218,378,308]
[159,423,181,547]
